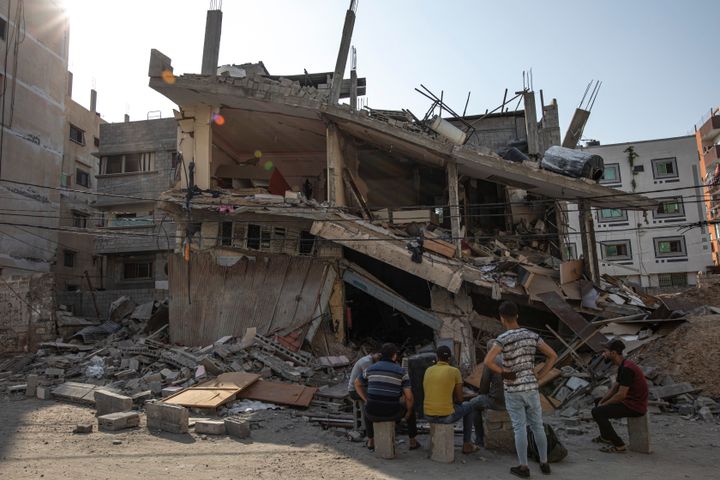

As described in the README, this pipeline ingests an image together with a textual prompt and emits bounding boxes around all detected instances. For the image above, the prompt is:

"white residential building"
[566,135,713,289]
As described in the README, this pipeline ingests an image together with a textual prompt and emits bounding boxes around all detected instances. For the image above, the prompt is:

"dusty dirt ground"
[640,315,720,396]
[0,398,718,480]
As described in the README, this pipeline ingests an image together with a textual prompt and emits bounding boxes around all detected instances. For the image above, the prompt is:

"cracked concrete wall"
[0,0,70,277]
[0,273,56,354]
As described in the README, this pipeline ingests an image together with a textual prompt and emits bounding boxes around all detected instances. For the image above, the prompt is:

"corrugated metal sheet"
[168,253,334,346]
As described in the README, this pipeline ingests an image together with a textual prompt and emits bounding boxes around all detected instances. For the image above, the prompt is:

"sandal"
[592,436,613,445]
[366,441,375,451]
[600,445,626,453]
[462,444,480,454]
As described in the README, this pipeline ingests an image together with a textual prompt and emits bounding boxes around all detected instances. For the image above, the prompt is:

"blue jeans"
[505,390,548,465]
[472,394,503,445]
[425,396,482,443]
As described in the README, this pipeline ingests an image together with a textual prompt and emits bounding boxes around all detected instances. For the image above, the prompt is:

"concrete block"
[484,409,511,423]
[149,381,163,395]
[627,414,651,454]
[650,383,695,400]
[73,423,93,434]
[128,358,140,371]
[98,411,140,431]
[373,422,395,459]
[429,423,454,463]
[131,390,152,404]
[36,385,52,400]
[225,418,251,439]
[483,410,515,452]
[195,420,226,435]
[161,386,183,398]
[45,367,65,377]
[143,373,162,383]
[146,402,189,434]
[95,390,133,417]
[26,374,39,397]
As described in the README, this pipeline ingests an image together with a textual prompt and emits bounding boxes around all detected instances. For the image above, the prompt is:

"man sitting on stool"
[591,339,648,453]
[423,346,483,454]
[473,341,506,447]
[354,343,420,451]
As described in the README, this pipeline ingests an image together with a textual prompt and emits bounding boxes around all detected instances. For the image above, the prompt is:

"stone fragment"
[95,390,133,417]
[98,411,140,431]
[26,374,39,397]
[73,423,93,434]
[36,385,52,400]
[195,420,226,435]
[224,418,251,439]
[146,402,189,434]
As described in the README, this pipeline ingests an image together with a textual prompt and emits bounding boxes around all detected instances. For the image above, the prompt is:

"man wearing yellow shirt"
[423,346,483,454]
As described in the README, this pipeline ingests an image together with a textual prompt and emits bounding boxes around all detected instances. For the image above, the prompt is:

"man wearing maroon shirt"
[591,339,649,453]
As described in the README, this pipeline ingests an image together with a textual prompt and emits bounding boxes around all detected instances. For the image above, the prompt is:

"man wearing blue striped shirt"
[355,343,420,451]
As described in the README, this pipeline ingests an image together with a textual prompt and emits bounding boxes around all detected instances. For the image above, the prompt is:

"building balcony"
[95,223,175,255]
[704,144,720,164]
[699,114,720,143]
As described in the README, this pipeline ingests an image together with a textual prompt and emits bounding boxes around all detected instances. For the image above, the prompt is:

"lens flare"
[161,70,176,85]
[263,160,274,171]
[254,150,263,159]
[212,113,225,126]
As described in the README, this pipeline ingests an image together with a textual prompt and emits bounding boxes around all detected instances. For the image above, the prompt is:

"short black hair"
[499,301,518,319]
[380,343,398,360]
[436,345,452,361]
[602,339,625,354]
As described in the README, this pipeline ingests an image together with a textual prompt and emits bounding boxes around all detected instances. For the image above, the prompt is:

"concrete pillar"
[201,9,223,76]
[579,200,600,285]
[326,123,346,206]
[90,89,97,113]
[447,160,462,258]
[429,423,455,463]
[373,421,396,459]
[124,114,130,123]
[177,106,213,190]
[67,71,73,98]
[523,91,540,156]
[350,68,358,112]
[329,1,357,104]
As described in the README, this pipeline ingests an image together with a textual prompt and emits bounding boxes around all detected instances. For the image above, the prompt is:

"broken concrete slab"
[224,418,250,439]
[195,420,226,435]
[52,382,101,405]
[98,411,140,431]
[650,383,696,400]
[95,390,133,417]
[146,402,189,434]
[108,296,136,323]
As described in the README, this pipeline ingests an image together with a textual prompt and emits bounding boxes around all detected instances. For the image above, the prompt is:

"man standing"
[591,339,648,453]
[348,352,381,436]
[473,341,506,447]
[354,343,419,451]
[485,301,557,478]
[423,346,483,454]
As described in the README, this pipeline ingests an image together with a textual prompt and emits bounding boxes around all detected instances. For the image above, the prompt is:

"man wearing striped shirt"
[485,301,558,478]
[355,343,419,450]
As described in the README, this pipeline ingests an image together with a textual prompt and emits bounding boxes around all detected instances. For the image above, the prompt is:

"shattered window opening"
[69,124,85,145]
[658,272,688,287]
[654,236,686,257]
[598,208,627,222]
[652,157,678,179]
[600,163,621,184]
[63,250,76,267]
[123,261,153,280]
[601,240,632,261]
[655,197,684,217]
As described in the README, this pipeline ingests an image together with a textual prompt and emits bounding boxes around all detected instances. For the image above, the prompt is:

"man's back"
[495,328,542,393]
[348,354,373,392]
[362,360,410,416]
[423,362,461,417]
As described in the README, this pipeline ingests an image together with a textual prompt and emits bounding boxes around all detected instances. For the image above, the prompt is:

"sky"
[63,0,720,145]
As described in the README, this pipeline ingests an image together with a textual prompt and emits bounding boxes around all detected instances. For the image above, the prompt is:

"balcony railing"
[704,144,720,164]
[699,114,720,142]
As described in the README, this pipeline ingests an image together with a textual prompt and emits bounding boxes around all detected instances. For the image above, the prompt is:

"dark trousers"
[591,402,643,447]
[364,401,418,439]
[349,391,368,434]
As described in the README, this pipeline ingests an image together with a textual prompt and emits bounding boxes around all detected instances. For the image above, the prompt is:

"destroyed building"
[143,4,655,373]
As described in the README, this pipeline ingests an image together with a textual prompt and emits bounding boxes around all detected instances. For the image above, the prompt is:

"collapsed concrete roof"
[148,60,655,210]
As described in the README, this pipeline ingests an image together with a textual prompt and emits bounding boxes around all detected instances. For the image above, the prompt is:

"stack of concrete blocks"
[95,390,139,431]
[482,410,516,452]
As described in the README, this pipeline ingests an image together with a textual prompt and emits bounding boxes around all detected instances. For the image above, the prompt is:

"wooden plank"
[253,256,291,334]
[424,238,457,258]
[238,380,318,407]
[560,260,584,284]
[163,373,260,409]
[268,257,313,334]
[538,291,608,352]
